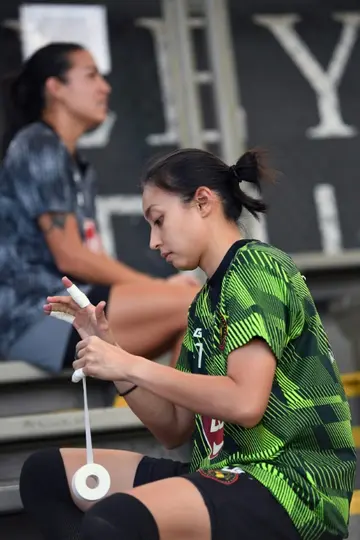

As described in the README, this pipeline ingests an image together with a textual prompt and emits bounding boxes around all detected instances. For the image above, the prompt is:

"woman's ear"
[45,76,65,101]
[194,187,215,217]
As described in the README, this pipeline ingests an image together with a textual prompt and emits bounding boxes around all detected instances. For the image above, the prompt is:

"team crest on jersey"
[219,313,228,351]
[199,468,239,485]
[200,416,224,459]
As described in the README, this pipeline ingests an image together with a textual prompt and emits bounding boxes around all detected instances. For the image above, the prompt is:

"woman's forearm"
[59,246,155,286]
[127,356,245,424]
[113,380,194,449]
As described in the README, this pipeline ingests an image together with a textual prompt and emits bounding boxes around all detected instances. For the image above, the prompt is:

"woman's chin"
[85,115,107,132]
[173,259,198,272]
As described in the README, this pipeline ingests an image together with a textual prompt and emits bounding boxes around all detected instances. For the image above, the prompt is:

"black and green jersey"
[176,239,356,540]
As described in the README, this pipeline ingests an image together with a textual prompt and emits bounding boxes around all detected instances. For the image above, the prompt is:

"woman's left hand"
[73,336,132,381]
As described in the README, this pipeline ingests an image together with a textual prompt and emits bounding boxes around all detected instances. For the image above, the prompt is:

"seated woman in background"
[0,42,199,373]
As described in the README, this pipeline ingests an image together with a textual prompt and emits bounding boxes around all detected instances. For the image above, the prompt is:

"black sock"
[80,493,160,540]
[20,448,83,540]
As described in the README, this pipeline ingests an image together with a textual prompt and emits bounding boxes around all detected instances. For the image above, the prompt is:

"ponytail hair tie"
[229,165,243,183]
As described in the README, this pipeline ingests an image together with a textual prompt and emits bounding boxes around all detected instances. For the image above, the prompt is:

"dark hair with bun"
[141,147,275,222]
[1,42,84,157]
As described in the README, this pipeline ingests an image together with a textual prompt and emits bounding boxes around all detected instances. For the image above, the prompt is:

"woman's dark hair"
[1,42,84,156]
[141,148,275,222]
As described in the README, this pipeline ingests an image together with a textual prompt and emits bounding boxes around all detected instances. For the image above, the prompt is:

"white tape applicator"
[64,284,111,501]
[71,374,111,501]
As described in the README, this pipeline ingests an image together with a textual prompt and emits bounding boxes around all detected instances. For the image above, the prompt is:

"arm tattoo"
[43,213,68,234]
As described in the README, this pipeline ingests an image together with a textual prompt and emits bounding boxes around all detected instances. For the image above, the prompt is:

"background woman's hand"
[44,276,116,343]
[166,273,201,288]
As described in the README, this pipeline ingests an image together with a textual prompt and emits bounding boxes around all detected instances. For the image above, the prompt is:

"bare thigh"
[60,448,144,512]
[128,477,211,540]
[106,282,198,359]
[61,449,211,540]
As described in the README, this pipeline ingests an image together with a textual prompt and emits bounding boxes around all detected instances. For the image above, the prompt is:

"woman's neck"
[200,223,243,279]
[42,111,85,155]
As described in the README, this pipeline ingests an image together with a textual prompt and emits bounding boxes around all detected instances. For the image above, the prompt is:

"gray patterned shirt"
[0,122,100,358]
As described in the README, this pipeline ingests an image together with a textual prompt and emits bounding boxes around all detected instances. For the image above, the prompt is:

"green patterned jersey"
[176,239,356,540]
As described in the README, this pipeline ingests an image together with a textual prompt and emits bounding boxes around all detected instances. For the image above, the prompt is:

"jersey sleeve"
[6,131,74,219]
[223,250,293,361]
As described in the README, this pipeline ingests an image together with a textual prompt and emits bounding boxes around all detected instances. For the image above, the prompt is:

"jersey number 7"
[195,342,203,369]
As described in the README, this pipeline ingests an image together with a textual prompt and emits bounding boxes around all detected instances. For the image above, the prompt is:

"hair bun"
[232,151,258,185]
[229,164,242,183]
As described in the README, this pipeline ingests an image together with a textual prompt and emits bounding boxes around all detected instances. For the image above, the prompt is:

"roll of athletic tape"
[70,368,110,503]
[71,463,111,502]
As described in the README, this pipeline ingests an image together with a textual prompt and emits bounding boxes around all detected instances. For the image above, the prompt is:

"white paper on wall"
[19,3,111,74]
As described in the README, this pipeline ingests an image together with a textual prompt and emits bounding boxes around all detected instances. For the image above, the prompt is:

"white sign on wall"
[19,3,111,74]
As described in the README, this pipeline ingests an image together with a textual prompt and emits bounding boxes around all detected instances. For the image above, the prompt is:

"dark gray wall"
[0,1,360,276]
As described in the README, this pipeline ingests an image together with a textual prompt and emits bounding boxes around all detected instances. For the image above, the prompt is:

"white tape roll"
[71,372,111,502]
[50,312,75,324]
[67,285,90,309]
[72,368,85,383]
[71,463,111,501]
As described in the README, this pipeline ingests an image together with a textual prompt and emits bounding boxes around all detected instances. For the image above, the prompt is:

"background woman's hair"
[141,147,276,222]
[1,42,84,157]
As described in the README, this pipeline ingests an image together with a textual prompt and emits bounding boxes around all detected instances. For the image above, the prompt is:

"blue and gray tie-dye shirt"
[0,122,101,359]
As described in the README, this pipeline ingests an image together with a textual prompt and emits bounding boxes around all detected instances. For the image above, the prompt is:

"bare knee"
[127,478,211,540]
[61,448,144,511]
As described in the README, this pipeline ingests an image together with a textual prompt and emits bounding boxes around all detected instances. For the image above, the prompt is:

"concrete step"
[0,406,142,444]
[0,357,171,416]
[0,481,21,514]
[0,362,115,416]
[0,361,66,383]
[0,376,114,416]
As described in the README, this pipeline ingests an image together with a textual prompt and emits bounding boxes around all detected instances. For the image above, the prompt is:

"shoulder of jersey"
[232,241,299,275]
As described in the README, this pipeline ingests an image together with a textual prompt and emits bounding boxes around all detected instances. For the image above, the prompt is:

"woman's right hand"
[44,276,116,343]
